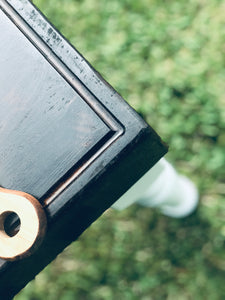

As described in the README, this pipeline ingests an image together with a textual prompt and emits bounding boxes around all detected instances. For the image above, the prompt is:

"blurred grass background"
[16,0,225,299]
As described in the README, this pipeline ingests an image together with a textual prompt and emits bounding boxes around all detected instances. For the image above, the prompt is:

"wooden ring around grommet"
[0,188,47,261]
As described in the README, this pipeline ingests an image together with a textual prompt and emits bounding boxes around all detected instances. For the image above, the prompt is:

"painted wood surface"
[0,0,168,298]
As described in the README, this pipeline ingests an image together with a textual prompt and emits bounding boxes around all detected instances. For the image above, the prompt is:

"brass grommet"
[0,188,47,261]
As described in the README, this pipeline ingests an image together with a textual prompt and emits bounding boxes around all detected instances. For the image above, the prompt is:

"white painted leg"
[112,158,199,218]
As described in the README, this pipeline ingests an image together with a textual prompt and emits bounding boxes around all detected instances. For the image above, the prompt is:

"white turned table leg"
[112,158,199,218]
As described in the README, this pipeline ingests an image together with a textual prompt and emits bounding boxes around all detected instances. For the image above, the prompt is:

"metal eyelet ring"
[0,188,47,261]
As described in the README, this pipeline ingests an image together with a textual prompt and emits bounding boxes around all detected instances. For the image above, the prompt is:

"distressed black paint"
[0,0,167,298]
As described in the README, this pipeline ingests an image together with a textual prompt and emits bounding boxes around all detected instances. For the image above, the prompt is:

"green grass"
[16,0,225,299]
